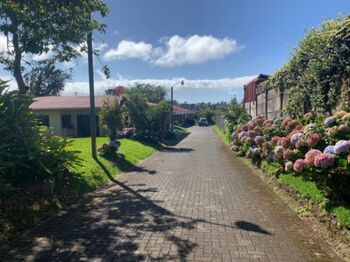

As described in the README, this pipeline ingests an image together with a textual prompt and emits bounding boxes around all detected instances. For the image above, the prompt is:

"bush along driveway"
[220,113,350,261]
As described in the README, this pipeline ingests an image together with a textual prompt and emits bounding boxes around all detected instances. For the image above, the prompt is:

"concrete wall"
[244,88,288,120]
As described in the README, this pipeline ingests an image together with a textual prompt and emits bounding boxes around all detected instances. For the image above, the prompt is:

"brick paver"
[0,127,341,261]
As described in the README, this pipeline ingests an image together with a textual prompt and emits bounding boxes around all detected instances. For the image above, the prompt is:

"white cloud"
[103,35,242,66]
[103,40,153,61]
[32,45,54,61]
[62,75,256,101]
[154,35,240,66]
[94,42,108,53]
[0,35,9,53]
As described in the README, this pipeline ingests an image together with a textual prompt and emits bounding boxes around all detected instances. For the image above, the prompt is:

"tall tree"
[127,84,167,103]
[24,60,71,97]
[0,0,108,94]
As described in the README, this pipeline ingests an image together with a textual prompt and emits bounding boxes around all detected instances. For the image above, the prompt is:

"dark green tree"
[127,84,167,103]
[24,60,71,97]
[99,98,122,141]
[0,0,108,94]
[126,93,170,139]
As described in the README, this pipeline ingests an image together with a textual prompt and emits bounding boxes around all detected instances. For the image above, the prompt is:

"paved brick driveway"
[0,127,341,261]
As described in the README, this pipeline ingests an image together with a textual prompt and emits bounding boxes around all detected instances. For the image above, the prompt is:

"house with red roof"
[30,96,121,137]
[172,105,194,126]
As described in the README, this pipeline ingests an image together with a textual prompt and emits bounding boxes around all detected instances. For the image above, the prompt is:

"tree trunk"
[12,29,26,94]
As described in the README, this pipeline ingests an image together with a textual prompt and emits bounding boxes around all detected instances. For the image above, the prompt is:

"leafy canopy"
[259,16,350,116]
[0,79,79,183]
[0,0,109,93]
[24,60,71,97]
[127,84,167,104]
[99,98,122,141]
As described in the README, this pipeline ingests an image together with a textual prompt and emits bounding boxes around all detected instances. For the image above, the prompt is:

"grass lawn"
[161,125,189,146]
[261,159,350,228]
[0,137,159,244]
[174,125,188,132]
[68,137,159,194]
[212,125,230,145]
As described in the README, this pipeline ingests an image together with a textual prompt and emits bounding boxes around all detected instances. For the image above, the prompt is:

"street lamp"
[170,80,184,132]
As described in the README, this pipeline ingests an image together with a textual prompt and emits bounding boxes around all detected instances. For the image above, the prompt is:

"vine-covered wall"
[256,16,350,118]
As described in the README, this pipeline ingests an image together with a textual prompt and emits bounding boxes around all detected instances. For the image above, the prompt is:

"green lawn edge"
[212,125,230,145]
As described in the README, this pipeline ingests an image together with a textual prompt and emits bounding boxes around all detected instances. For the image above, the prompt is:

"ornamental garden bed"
[215,111,350,261]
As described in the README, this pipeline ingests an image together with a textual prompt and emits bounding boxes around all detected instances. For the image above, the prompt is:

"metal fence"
[214,115,227,132]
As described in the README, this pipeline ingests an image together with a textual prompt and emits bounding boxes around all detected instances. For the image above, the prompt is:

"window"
[61,114,72,128]
[37,115,50,127]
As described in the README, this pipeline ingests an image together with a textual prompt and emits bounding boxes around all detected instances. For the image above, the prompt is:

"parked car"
[198,118,209,126]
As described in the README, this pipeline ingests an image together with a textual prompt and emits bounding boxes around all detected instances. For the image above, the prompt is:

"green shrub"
[0,80,79,184]
[99,98,122,141]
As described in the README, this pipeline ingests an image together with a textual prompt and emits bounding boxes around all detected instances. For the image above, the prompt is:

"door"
[77,115,99,137]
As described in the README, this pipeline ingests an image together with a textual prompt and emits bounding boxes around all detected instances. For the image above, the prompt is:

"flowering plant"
[334,110,347,119]
[238,131,247,139]
[254,136,264,146]
[274,146,284,159]
[306,133,322,147]
[342,113,350,122]
[334,140,350,154]
[314,153,334,168]
[290,132,302,145]
[323,145,335,155]
[285,161,293,172]
[323,116,335,127]
[304,149,322,166]
[278,137,291,149]
[293,159,305,172]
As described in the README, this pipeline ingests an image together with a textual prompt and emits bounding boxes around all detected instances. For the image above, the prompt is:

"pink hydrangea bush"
[314,153,335,168]
[304,149,322,166]
[293,159,305,172]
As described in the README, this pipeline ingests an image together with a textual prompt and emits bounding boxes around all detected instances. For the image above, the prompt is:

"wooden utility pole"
[87,30,97,159]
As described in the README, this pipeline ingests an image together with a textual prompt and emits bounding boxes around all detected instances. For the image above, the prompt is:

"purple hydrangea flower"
[290,133,302,145]
[323,145,335,155]
[238,131,247,139]
[334,140,350,154]
[323,116,335,127]
[274,146,284,156]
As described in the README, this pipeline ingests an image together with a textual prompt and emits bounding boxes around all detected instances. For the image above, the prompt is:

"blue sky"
[1,0,350,102]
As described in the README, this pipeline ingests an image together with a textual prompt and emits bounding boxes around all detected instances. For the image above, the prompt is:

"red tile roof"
[30,96,117,110]
[173,105,193,115]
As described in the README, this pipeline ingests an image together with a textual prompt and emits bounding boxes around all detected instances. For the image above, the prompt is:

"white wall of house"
[33,109,105,137]
[34,110,63,135]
